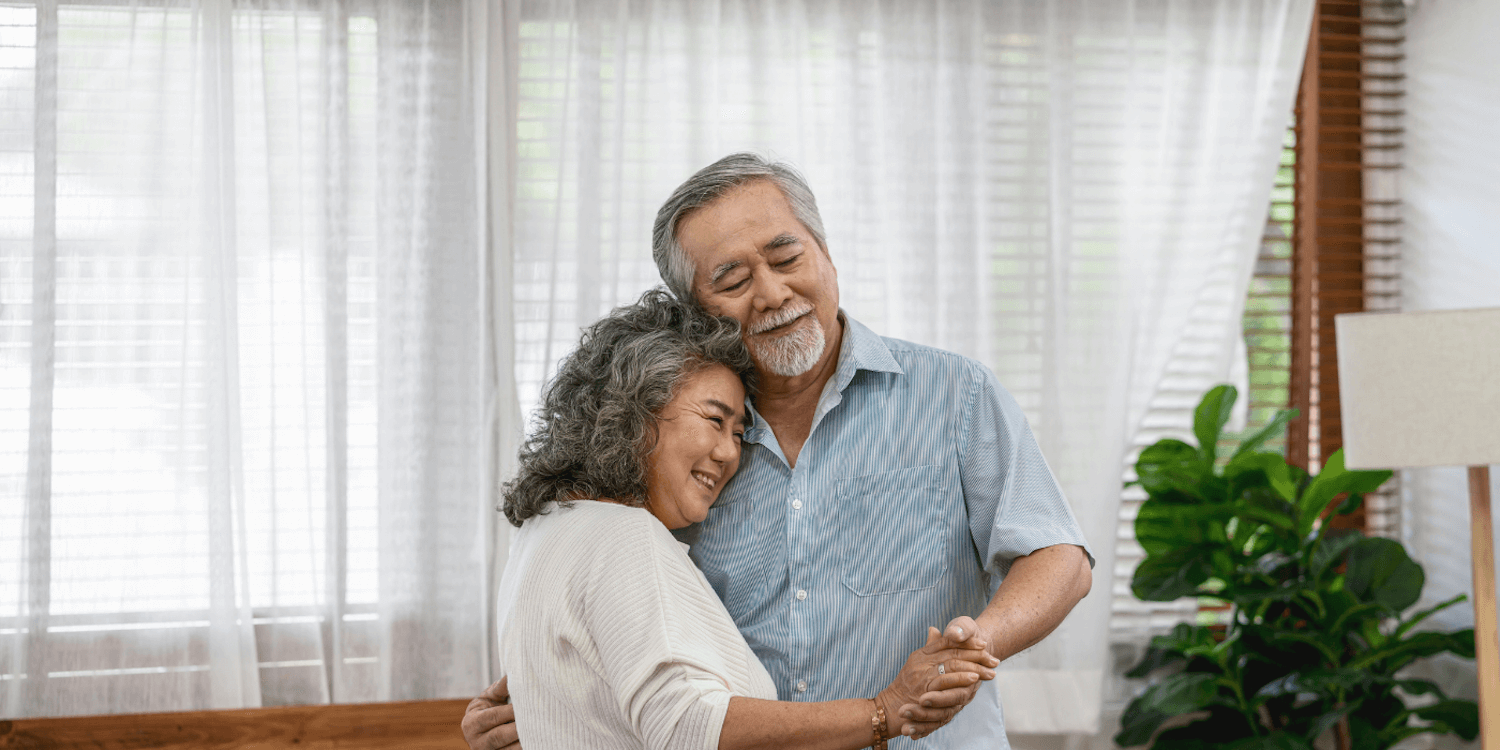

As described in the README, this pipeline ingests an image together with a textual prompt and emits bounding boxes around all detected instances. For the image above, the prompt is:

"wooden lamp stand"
[1334,307,1500,750]
[1471,465,1499,748]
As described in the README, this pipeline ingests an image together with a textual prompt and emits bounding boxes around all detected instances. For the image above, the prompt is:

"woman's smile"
[644,364,748,529]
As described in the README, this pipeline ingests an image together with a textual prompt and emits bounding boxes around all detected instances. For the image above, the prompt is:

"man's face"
[676,179,840,379]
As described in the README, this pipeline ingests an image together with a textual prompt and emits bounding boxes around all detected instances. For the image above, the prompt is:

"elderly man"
[464,153,1093,749]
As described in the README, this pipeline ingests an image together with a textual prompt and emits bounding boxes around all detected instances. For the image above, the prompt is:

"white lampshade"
[1335,307,1500,470]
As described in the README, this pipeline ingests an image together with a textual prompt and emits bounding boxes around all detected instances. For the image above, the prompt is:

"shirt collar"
[742,311,903,445]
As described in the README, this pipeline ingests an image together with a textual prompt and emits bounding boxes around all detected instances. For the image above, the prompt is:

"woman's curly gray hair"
[502,289,757,527]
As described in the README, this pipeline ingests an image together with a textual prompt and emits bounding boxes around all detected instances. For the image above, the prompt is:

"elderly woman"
[490,290,995,750]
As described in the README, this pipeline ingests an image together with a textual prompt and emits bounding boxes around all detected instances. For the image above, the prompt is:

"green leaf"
[1227,732,1314,750]
[1394,678,1445,698]
[1415,700,1480,741]
[1146,672,1222,714]
[1311,529,1365,580]
[1124,646,1184,679]
[1151,710,1260,747]
[1329,601,1386,637]
[1135,500,1235,557]
[1125,623,1210,678]
[1132,546,1216,602]
[1348,630,1475,671]
[1232,407,1298,459]
[1230,579,1303,606]
[1395,594,1468,639]
[1443,628,1477,659]
[1194,385,1237,462]
[1151,623,1219,654]
[1349,717,1381,750]
[1345,537,1425,613]
[1254,669,1367,700]
[1296,450,1393,538]
[1268,630,1342,664]
[1236,500,1298,533]
[1116,673,1221,746]
[1227,451,1298,503]
[1334,492,1364,516]
[1137,439,1215,501]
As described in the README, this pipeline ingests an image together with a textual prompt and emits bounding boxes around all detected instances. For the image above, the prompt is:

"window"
[1107,0,1409,652]
[1,1,395,712]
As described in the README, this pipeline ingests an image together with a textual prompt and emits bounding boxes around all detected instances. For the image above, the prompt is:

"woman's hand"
[461,676,522,750]
[875,626,999,741]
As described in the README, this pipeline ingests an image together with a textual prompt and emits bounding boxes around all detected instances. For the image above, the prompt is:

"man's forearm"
[973,544,1092,662]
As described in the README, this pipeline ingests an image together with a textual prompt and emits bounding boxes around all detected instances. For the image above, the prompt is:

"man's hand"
[461,676,521,750]
[939,615,988,653]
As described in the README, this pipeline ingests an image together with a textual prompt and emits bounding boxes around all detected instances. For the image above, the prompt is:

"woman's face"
[644,364,748,530]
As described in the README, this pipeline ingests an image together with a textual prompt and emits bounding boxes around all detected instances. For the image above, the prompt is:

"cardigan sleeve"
[584,514,739,750]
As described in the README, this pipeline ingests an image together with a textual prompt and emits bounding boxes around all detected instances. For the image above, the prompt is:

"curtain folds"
[2,0,494,716]
[507,0,1311,733]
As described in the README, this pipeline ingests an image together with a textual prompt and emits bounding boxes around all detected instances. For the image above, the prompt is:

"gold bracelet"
[870,698,888,750]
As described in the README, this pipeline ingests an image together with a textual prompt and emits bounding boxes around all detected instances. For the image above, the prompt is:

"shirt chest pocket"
[837,465,955,597]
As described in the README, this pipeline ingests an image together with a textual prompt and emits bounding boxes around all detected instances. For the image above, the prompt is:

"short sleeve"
[585,516,739,750]
[957,361,1095,578]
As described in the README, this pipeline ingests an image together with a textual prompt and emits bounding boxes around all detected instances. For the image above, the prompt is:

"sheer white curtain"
[1,0,497,717]
[507,0,1310,733]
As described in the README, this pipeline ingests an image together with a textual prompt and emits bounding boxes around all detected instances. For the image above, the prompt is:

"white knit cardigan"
[496,500,778,750]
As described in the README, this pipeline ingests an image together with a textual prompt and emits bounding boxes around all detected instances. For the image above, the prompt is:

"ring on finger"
[937,663,945,675]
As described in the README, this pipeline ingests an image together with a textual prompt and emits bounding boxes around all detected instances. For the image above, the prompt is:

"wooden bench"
[0,698,470,749]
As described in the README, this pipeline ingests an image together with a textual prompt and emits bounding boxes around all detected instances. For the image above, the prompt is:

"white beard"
[752,320,826,377]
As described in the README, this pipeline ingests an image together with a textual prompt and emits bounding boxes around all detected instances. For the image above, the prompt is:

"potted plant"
[1116,385,1478,750]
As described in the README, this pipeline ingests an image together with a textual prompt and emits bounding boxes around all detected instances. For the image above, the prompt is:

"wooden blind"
[1286,0,1405,536]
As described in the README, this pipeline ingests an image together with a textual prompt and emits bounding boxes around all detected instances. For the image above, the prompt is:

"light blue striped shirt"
[676,315,1093,749]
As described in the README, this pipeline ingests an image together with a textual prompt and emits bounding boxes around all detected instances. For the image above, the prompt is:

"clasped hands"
[460,615,998,749]
[876,615,998,741]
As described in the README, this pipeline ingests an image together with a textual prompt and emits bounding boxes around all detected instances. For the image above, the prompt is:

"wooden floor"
[0,698,470,749]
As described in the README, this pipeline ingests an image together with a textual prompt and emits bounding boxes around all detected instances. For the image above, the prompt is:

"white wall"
[1399,2,1500,744]
[1401,0,1500,625]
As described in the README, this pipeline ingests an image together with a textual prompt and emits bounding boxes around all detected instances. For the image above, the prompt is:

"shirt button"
[796,680,807,693]
[796,589,808,601]
[791,499,803,510]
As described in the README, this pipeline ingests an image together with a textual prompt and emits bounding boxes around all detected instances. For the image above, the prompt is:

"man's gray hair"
[501,288,757,527]
[652,153,828,301]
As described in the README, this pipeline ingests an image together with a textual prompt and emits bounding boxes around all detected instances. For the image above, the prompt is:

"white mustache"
[749,304,813,335]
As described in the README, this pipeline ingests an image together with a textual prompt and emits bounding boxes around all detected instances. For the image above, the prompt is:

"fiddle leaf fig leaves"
[1345,537,1425,614]
[1311,529,1364,580]
[1135,499,1235,557]
[1120,386,1470,749]
[1231,407,1297,460]
[1137,439,1213,501]
[1296,450,1393,538]
[1193,384,1237,462]
[1227,451,1298,504]
[1415,701,1481,741]
[1116,672,1221,747]
[1132,545,1216,602]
